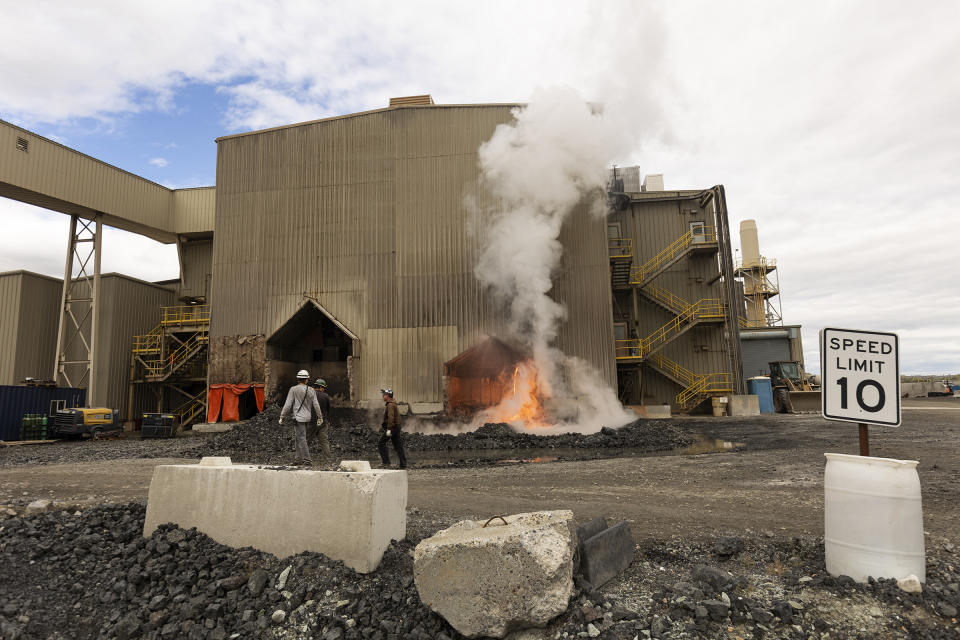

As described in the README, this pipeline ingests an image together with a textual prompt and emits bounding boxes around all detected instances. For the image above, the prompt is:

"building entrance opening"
[266,301,357,402]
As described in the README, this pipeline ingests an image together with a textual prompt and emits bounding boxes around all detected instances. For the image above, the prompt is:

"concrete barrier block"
[410,402,444,414]
[414,511,576,638]
[143,461,407,573]
[727,395,760,416]
[199,456,232,466]
[580,522,634,588]
[339,460,372,472]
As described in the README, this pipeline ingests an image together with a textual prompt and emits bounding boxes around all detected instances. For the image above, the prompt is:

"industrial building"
[0,95,774,427]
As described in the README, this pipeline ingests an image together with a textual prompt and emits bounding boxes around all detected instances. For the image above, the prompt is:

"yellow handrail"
[173,389,207,425]
[676,373,733,408]
[643,283,689,313]
[648,352,699,387]
[132,324,163,354]
[630,226,716,285]
[608,237,633,259]
[141,331,209,377]
[615,298,726,361]
[161,305,211,326]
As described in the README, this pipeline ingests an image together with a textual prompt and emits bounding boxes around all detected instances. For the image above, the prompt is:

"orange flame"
[482,360,550,428]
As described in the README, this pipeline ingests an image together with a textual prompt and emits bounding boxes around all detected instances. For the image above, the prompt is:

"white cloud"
[0,0,957,373]
[148,157,168,168]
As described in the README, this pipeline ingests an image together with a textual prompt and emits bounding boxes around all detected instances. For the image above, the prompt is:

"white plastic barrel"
[824,453,925,582]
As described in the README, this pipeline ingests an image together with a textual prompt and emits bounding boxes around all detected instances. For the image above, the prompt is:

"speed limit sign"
[820,328,901,427]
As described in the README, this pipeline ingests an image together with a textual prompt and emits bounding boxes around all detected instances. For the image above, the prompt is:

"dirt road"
[3,398,957,543]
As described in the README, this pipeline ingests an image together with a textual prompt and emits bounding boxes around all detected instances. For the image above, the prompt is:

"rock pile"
[199,405,698,466]
[2,504,959,639]
[0,503,459,640]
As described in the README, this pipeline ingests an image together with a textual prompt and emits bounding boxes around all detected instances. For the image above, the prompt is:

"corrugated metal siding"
[0,272,22,384]
[0,271,63,385]
[60,274,175,414]
[0,121,214,240]
[173,187,216,234]
[0,385,86,441]
[14,272,62,382]
[179,239,213,299]
[742,338,791,379]
[95,276,176,417]
[210,105,616,402]
[365,326,458,401]
[610,195,731,406]
[0,120,173,240]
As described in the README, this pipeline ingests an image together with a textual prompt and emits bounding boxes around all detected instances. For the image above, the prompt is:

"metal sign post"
[820,328,901,456]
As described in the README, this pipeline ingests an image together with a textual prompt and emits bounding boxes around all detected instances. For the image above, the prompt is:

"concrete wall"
[210,104,616,404]
[144,460,407,573]
[0,271,62,384]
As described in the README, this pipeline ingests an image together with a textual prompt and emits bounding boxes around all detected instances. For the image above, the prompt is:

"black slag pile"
[0,503,461,640]
[199,404,698,466]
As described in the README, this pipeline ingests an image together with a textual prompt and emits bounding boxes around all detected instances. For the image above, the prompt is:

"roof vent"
[16,137,28,152]
[389,95,434,107]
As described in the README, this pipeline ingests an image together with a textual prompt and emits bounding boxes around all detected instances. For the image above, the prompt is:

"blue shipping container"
[747,377,775,414]
[0,385,86,441]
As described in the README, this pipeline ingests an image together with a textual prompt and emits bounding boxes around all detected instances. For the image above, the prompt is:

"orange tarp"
[206,383,265,423]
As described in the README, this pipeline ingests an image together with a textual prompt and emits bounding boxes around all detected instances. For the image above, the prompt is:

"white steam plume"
[472,86,639,432]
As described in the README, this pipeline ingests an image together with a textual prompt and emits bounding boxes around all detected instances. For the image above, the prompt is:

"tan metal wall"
[97,275,177,417]
[178,239,214,300]
[0,120,174,241]
[173,187,216,235]
[61,274,176,415]
[0,271,63,385]
[609,193,732,406]
[0,119,215,240]
[15,272,62,382]
[210,105,616,403]
[0,272,24,384]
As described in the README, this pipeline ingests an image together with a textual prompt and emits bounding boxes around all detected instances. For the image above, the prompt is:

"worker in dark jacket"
[377,388,407,469]
[309,378,333,464]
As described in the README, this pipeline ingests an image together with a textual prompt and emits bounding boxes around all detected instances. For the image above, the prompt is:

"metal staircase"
[647,353,733,411]
[172,389,207,427]
[129,305,210,428]
[676,373,733,410]
[639,283,689,316]
[609,238,633,287]
[615,298,725,361]
[629,225,718,286]
[139,331,209,381]
[612,224,732,411]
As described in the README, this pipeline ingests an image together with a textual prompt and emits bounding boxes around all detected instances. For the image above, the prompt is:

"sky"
[0,0,957,374]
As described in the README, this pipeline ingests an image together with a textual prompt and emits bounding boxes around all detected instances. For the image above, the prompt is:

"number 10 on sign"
[820,328,901,455]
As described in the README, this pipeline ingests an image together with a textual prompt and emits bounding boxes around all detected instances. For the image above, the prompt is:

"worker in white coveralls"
[279,369,323,465]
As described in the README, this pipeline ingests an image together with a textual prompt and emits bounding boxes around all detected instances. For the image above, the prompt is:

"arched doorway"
[266,300,359,402]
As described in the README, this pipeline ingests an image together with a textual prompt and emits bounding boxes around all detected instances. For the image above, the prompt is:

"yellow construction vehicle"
[52,408,121,439]
[769,361,821,413]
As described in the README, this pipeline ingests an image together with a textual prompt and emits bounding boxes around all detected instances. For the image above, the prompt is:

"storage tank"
[824,453,925,582]
[740,219,760,267]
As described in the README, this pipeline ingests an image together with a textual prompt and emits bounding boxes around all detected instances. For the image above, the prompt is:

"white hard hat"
[297,370,310,379]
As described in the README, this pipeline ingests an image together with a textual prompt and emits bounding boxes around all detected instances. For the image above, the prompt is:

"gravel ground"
[1,504,958,640]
